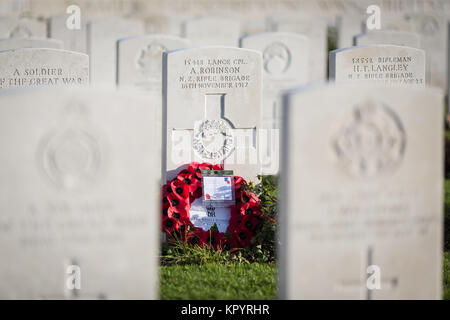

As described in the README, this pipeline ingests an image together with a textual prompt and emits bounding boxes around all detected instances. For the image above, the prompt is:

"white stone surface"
[48,14,88,53]
[240,32,309,174]
[117,34,190,90]
[268,14,327,82]
[0,48,89,90]
[163,46,262,182]
[0,17,46,38]
[181,16,241,47]
[354,31,421,48]
[0,37,63,51]
[87,17,144,85]
[329,45,425,87]
[280,83,443,299]
[0,87,160,299]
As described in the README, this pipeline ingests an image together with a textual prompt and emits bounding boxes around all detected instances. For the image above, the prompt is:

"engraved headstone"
[48,14,88,53]
[0,17,46,38]
[87,17,144,85]
[181,16,241,47]
[0,48,88,90]
[0,87,160,299]
[240,32,309,174]
[268,14,327,82]
[383,13,447,91]
[0,37,63,51]
[117,34,190,91]
[329,45,425,87]
[354,31,421,48]
[162,47,262,182]
[280,83,443,299]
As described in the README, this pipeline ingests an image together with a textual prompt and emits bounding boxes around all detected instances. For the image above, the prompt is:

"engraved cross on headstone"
[335,246,399,299]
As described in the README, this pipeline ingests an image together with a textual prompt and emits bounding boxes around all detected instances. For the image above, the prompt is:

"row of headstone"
[0,14,444,299]
[335,12,447,93]
[0,66,442,300]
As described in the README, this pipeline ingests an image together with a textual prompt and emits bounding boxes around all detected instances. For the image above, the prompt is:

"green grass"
[160,263,276,300]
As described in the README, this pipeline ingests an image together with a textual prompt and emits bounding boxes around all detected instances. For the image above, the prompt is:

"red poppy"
[241,214,261,233]
[166,192,189,212]
[233,176,245,191]
[177,172,201,194]
[170,179,190,200]
[240,201,261,217]
[186,228,208,247]
[162,216,178,234]
[232,228,254,248]
[168,205,189,220]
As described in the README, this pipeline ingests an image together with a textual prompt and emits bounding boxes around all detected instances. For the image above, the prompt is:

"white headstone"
[280,83,443,299]
[181,16,241,47]
[48,14,88,53]
[354,31,421,48]
[0,17,46,38]
[383,13,447,91]
[163,47,262,182]
[240,32,309,174]
[0,48,89,90]
[0,37,63,51]
[336,15,364,49]
[117,34,190,91]
[329,45,425,87]
[87,17,144,85]
[268,14,327,82]
[0,87,160,299]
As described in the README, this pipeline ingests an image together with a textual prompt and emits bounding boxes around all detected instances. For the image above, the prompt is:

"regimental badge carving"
[263,42,291,75]
[136,42,168,78]
[9,25,32,38]
[206,204,216,217]
[193,119,234,161]
[330,99,406,178]
[40,127,102,191]
[420,16,439,36]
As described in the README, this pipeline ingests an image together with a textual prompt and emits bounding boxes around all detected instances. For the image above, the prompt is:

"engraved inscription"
[330,99,406,178]
[0,67,86,89]
[346,55,424,86]
[179,57,251,89]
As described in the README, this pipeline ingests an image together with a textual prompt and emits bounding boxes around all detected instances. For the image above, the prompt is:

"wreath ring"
[161,162,262,250]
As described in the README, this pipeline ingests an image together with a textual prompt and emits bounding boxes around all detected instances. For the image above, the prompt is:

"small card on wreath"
[201,170,235,207]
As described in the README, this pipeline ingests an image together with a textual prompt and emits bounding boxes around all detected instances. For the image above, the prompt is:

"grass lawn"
[160,263,276,300]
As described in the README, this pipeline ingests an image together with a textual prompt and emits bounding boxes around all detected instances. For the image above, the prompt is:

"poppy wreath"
[161,162,262,250]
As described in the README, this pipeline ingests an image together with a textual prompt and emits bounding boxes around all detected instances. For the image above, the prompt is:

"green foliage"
[242,175,278,261]
[160,263,276,300]
[444,180,450,251]
[444,252,450,300]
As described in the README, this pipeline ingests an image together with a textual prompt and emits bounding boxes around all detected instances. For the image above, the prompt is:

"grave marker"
[162,47,262,182]
[354,30,421,48]
[87,17,143,85]
[240,32,309,174]
[0,37,63,51]
[181,16,240,47]
[280,83,443,299]
[0,87,160,299]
